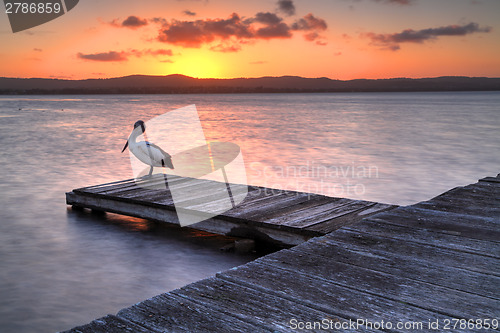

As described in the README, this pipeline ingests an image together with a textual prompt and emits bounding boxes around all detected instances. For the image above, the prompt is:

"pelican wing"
[143,141,174,169]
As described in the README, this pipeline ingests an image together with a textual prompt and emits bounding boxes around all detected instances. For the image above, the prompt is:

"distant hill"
[0,75,499,94]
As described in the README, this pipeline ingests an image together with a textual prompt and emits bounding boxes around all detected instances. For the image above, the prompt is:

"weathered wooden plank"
[75,180,137,195]
[117,292,267,333]
[479,176,500,184]
[464,182,500,193]
[294,232,500,299]
[173,183,249,209]
[175,185,265,214]
[99,188,175,208]
[349,218,500,258]
[78,175,206,196]
[191,215,316,245]
[364,206,500,242]
[434,187,500,204]
[236,194,333,225]
[100,176,204,196]
[217,261,458,332]
[414,196,500,218]
[104,187,168,200]
[60,314,155,333]
[250,198,348,227]
[226,191,313,219]
[241,195,342,223]
[325,228,500,277]
[171,277,380,333]
[67,191,179,222]
[181,187,254,214]
[215,189,288,217]
[174,188,294,223]
[78,174,179,194]
[257,246,500,319]
[80,178,135,191]
[279,200,375,228]
[305,203,397,234]
[125,191,175,207]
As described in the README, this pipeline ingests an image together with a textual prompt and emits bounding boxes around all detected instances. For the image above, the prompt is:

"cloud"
[256,22,292,38]
[109,16,148,29]
[277,0,296,16]
[292,14,327,31]
[122,16,148,28]
[33,48,42,52]
[366,22,492,50]
[249,60,267,64]
[210,44,241,52]
[183,10,196,16]
[304,32,319,41]
[77,51,128,62]
[348,0,413,4]
[145,49,174,56]
[291,13,327,42]
[252,12,283,25]
[49,75,74,79]
[155,9,327,49]
[248,12,291,38]
[157,13,253,47]
[77,48,174,62]
[375,0,413,4]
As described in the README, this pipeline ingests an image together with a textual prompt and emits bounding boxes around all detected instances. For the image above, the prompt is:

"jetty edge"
[65,174,396,246]
[62,174,500,333]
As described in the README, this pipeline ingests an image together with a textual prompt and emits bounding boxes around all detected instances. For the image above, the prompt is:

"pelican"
[122,120,174,176]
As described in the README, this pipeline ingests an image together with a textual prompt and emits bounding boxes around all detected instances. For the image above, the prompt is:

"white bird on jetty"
[122,120,174,176]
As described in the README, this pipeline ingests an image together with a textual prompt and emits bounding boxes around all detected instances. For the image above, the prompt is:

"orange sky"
[1,0,499,80]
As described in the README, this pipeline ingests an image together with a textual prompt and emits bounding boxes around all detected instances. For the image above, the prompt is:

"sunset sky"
[1,0,499,80]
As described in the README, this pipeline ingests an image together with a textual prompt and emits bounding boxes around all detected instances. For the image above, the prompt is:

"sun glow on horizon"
[167,51,222,79]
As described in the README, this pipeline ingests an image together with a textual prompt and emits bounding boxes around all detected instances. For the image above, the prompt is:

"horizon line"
[2,74,500,81]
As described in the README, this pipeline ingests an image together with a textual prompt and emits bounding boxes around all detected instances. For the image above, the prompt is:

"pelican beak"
[121,140,129,153]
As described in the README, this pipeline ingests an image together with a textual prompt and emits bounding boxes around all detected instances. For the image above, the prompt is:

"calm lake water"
[0,92,499,332]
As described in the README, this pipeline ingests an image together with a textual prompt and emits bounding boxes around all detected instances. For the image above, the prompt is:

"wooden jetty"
[66,175,396,246]
[63,174,500,333]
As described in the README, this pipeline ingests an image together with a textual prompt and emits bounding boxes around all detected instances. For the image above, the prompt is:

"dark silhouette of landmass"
[0,75,499,94]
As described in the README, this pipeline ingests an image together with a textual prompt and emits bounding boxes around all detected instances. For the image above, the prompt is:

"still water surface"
[0,92,499,332]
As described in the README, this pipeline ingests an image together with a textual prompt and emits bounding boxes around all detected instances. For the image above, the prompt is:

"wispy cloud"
[77,48,173,62]
[144,49,173,56]
[376,0,413,4]
[347,0,414,5]
[366,22,491,50]
[77,51,128,62]
[183,10,196,16]
[210,43,242,52]
[277,0,296,16]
